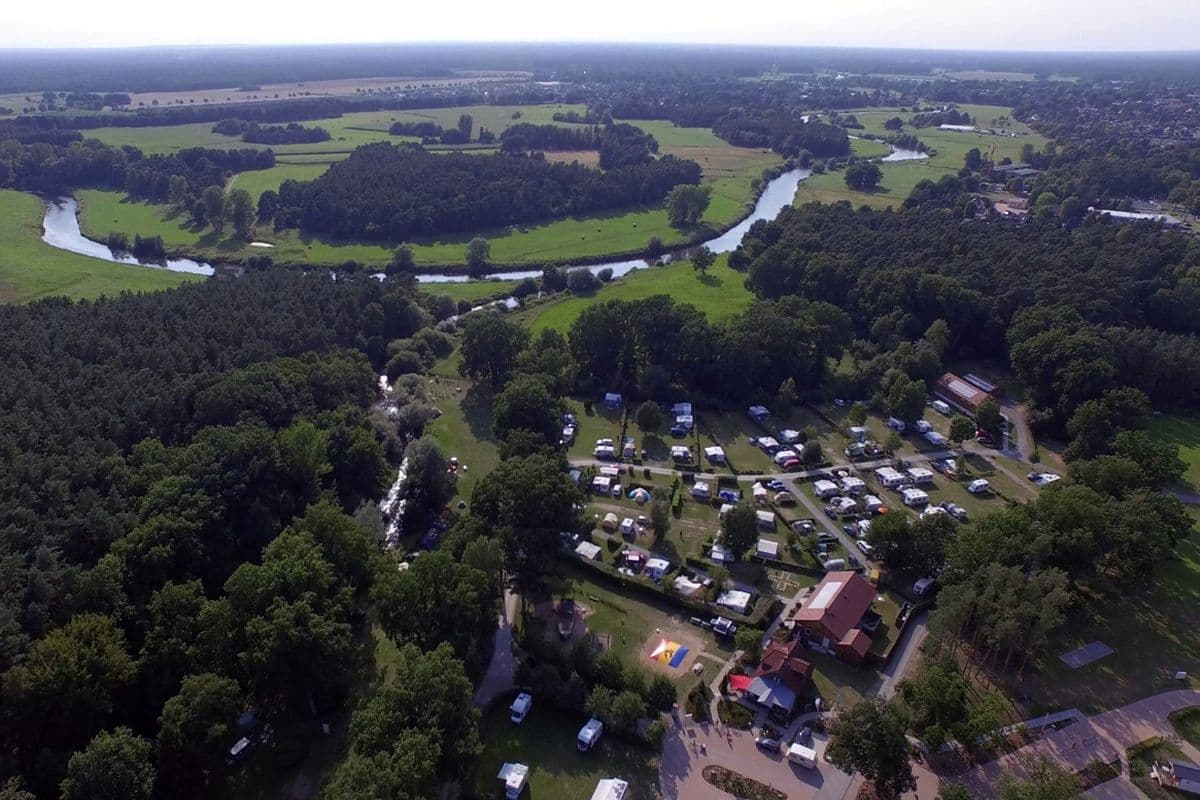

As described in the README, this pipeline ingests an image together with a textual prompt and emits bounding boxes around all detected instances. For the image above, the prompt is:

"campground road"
[473,587,520,708]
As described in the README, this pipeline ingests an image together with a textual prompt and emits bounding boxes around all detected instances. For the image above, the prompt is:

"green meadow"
[525,253,753,333]
[795,103,1046,209]
[0,190,199,304]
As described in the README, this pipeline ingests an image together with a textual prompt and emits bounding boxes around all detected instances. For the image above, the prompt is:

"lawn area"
[528,254,754,333]
[795,104,1046,210]
[1170,707,1200,749]
[75,109,782,269]
[1014,518,1200,714]
[1147,413,1200,489]
[0,190,200,303]
[473,700,661,800]
[424,366,498,500]
[809,651,879,711]
[565,398,626,462]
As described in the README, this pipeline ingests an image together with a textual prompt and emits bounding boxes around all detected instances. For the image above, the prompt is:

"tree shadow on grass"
[461,383,496,443]
[696,271,722,288]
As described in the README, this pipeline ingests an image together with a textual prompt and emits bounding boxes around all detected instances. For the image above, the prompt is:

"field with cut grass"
[420,279,520,303]
[0,190,200,303]
[795,104,1046,209]
[526,254,753,333]
[226,162,332,201]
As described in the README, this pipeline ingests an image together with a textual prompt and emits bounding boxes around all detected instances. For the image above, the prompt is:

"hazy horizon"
[4,0,1200,53]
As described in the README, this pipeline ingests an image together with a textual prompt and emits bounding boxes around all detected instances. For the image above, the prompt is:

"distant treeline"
[268,141,700,240]
[712,111,850,158]
[212,118,332,144]
[499,123,659,169]
[388,121,445,137]
[0,123,84,146]
[0,137,273,199]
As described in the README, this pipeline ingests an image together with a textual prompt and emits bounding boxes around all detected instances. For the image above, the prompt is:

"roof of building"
[837,628,872,657]
[757,638,813,696]
[746,675,796,711]
[936,372,989,408]
[757,538,780,557]
[793,571,876,641]
[1168,760,1200,785]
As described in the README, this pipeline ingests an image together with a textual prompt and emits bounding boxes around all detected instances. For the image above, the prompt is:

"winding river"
[39,144,927,283]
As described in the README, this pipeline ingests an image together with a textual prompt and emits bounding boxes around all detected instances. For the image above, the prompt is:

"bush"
[566,269,601,294]
[598,267,614,282]
[385,349,425,380]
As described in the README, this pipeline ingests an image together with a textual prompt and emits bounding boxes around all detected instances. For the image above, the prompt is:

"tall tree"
[465,237,490,277]
[201,185,226,233]
[228,188,255,240]
[60,727,155,800]
[156,673,242,799]
[397,437,456,537]
[665,184,712,226]
[459,311,529,388]
[827,699,916,800]
[722,502,759,559]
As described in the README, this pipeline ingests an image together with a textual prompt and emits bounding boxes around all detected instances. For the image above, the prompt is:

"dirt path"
[473,588,520,708]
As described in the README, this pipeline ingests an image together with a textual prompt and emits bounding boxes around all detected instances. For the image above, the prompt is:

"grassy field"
[420,279,520,303]
[1015,517,1200,714]
[795,104,1046,210]
[472,700,661,800]
[226,162,331,202]
[75,104,781,268]
[0,190,199,303]
[424,365,498,500]
[527,254,753,333]
[1170,707,1200,748]
[1147,414,1200,488]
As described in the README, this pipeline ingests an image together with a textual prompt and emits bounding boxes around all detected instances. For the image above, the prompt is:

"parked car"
[755,736,781,753]
[1027,471,1061,486]
[765,479,786,491]
[856,539,875,556]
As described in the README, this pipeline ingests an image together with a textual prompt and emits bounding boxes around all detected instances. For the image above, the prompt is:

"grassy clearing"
[0,190,199,303]
[1147,414,1200,489]
[226,163,332,202]
[424,364,498,500]
[527,254,753,333]
[473,701,661,800]
[796,104,1046,210]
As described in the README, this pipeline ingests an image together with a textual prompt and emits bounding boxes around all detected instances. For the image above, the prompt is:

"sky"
[3,0,1200,51]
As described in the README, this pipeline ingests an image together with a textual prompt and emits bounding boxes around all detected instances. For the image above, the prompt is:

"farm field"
[0,190,199,303]
[795,104,1046,209]
[472,701,661,800]
[72,105,781,268]
[527,254,753,333]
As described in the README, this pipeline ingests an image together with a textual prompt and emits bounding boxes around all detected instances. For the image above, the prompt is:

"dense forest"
[268,141,701,241]
[729,195,1200,430]
[0,270,509,799]
[0,137,274,199]
[712,111,850,158]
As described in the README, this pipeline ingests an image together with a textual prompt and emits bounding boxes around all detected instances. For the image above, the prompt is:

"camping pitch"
[649,638,689,669]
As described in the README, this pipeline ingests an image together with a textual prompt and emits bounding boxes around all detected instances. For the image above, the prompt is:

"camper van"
[787,743,817,768]
[510,693,532,724]
[578,718,604,752]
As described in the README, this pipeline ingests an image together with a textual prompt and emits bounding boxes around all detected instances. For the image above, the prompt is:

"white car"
[1027,472,1062,486]
[510,693,532,724]
[856,539,874,556]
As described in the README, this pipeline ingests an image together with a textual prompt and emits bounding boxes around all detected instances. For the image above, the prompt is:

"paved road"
[473,588,520,708]
[874,611,929,701]
[660,712,853,800]
[961,689,1200,796]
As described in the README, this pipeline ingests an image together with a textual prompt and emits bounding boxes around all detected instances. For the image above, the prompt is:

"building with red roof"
[793,570,877,651]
